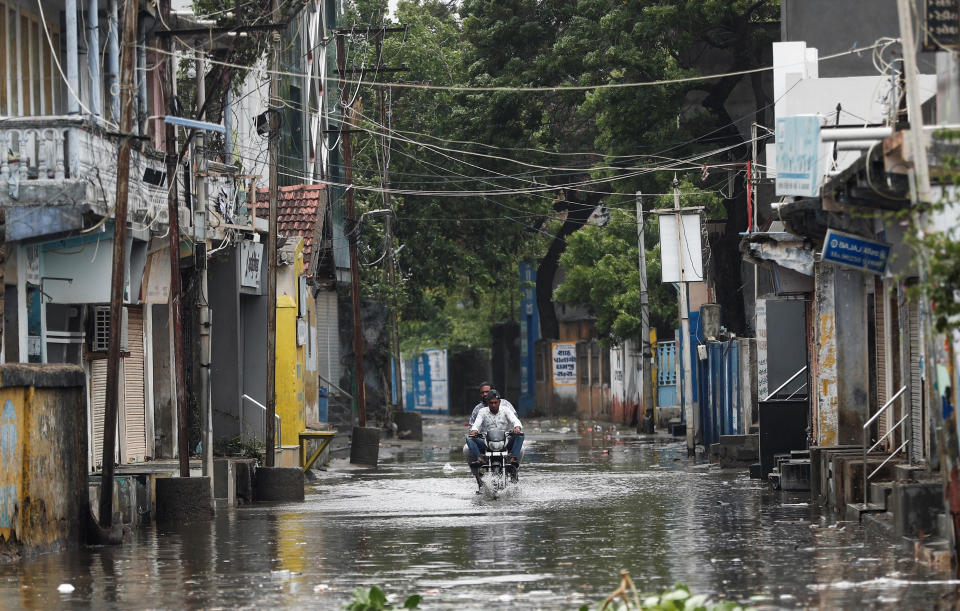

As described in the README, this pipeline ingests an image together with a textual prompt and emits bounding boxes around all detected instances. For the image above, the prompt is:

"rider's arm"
[469,408,487,434]
[507,409,522,432]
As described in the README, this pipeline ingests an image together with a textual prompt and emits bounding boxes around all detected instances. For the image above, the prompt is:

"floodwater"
[1,417,958,610]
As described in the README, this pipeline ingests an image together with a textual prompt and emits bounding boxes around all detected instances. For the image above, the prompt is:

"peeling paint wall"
[815,264,839,446]
[0,364,87,558]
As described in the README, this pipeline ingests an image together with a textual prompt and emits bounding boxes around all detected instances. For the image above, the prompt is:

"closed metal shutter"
[316,290,340,389]
[90,359,108,469]
[875,278,888,439]
[908,298,923,463]
[123,306,146,462]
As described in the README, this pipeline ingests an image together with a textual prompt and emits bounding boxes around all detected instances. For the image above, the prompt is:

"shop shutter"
[316,290,340,390]
[875,278,888,440]
[90,359,108,469]
[908,298,923,463]
[123,306,146,462]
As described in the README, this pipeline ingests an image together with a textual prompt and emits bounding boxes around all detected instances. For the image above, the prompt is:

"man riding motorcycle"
[466,390,524,476]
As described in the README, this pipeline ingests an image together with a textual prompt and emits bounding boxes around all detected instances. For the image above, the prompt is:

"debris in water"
[442,463,456,474]
[57,584,75,594]
[313,584,330,593]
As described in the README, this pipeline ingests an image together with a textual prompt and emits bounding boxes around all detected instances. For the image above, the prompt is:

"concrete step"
[892,479,942,538]
[790,449,811,459]
[914,537,952,572]
[669,422,686,437]
[715,434,759,467]
[869,481,894,510]
[845,501,887,522]
[781,460,811,491]
[894,464,927,482]
[862,510,895,539]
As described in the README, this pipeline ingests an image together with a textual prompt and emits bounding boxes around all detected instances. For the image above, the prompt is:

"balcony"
[0,116,177,240]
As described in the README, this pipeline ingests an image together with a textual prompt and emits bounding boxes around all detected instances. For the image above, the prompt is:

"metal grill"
[93,306,110,352]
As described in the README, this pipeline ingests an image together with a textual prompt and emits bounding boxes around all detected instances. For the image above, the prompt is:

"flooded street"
[2,417,958,609]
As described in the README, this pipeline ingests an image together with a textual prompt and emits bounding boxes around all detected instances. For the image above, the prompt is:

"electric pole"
[636,192,654,433]
[195,53,213,491]
[158,0,190,479]
[673,177,695,454]
[264,0,280,465]
[337,32,367,427]
[99,0,138,527]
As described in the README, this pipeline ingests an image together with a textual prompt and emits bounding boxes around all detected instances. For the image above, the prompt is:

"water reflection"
[0,419,954,609]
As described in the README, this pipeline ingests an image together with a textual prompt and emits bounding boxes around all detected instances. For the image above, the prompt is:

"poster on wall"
[552,342,577,386]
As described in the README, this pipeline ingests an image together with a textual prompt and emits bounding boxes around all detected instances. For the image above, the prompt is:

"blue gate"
[698,340,743,446]
[656,341,678,407]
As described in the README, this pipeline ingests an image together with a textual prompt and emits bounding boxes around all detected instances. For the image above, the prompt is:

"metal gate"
[656,341,678,407]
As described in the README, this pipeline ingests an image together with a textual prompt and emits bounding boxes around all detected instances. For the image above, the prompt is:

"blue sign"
[820,228,891,274]
[776,116,821,197]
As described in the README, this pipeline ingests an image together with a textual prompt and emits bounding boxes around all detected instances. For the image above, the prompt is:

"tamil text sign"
[776,116,820,197]
[820,228,891,274]
[552,342,577,386]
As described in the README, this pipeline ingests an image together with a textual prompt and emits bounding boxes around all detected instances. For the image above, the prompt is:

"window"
[0,1,61,116]
[93,306,110,352]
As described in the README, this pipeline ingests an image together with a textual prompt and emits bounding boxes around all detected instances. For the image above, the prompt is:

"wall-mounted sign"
[923,0,960,50]
[552,342,577,386]
[240,241,263,289]
[820,228,891,274]
[776,115,821,197]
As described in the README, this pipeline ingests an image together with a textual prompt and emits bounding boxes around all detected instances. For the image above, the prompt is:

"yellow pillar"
[275,295,305,447]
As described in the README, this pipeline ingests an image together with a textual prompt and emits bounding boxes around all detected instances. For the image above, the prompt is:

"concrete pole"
[196,55,214,492]
[673,177,695,453]
[380,85,402,409]
[137,21,148,134]
[636,192,655,432]
[264,0,281,465]
[99,0,137,528]
[897,0,960,575]
[87,0,102,117]
[107,0,120,124]
[224,88,234,165]
[65,0,80,114]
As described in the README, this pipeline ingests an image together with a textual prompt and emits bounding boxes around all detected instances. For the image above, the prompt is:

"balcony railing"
[0,115,179,231]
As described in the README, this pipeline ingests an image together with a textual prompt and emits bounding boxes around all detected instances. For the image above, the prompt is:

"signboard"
[924,0,960,50]
[820,228,891,274]
[240,241,263,289]
[776,116,821,197]
[659,214,704,283]
[403,348,449,413]
[552,342,577,386]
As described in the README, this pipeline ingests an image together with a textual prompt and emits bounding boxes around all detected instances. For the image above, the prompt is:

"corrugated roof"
[255,184,327,261]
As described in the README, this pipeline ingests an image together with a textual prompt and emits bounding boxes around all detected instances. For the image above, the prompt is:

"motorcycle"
[470,429,521,495]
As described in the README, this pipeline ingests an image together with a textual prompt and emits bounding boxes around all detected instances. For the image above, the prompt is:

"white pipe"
[66,0,80,114]
[821,127,893,141]
[87,0,102,117]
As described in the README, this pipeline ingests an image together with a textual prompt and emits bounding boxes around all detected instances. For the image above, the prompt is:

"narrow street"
[1,417,955,609]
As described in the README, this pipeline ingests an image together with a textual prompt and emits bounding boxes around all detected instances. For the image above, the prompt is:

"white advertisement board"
[551,342,577,386]
[659,214,704,283]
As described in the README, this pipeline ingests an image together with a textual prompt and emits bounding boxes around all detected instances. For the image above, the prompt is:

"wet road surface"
[2,417,959,609]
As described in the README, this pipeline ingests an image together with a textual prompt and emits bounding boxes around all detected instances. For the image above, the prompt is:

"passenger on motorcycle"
[467,390,524,470]
[470,381,517,426]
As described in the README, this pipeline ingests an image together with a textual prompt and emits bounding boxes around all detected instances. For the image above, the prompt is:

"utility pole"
[380,86,402,409]
[264,0,281,465]
[635,192,654,433]
[897,0,960,575]
[99,0,137,528]
[195,54,214,491]
[337,32,367,426]
[673,177,695,453]
[158,0,190,479]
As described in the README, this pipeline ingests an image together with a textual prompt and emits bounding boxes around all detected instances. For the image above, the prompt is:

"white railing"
[762,366,808,401]
[241,393,281,447]
[861,385,909,506]
[0,116,176,230]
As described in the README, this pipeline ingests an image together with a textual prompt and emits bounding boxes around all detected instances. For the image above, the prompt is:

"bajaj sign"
[776,115,821,197]
[820,228,891,274]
